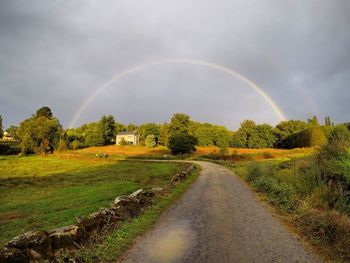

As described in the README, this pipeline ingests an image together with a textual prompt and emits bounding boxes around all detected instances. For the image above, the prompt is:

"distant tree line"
[2,106,350,155]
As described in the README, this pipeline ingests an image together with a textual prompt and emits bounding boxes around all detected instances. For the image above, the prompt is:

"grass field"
[0,155,186,247]
[66,145,315,161]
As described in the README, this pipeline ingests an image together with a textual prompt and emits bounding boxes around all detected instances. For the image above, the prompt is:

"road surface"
[120,161,319,263]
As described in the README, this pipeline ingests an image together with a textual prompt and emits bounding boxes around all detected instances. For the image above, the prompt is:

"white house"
[116,131,140,145]
[2,131,14,141]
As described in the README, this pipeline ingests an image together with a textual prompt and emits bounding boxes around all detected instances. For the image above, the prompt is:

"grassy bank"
[60,164,200,262]
[226,155,350,262]
[0,155,187,247]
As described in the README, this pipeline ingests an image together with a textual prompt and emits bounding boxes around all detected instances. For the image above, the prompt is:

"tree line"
[1,106,349,154]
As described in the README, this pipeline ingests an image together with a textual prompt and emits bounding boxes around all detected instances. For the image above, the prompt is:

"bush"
[145,135,156,148]
[167,133,196,154]
[299,208,350,257]
[246,162,266,182]
[262,152,274,159]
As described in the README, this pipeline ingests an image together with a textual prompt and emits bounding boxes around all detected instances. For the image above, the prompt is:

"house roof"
[117,131,138,135]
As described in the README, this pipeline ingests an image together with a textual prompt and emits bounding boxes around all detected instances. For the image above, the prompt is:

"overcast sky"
[0,0,349,130]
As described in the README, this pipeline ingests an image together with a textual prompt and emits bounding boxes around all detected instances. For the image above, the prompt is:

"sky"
[0,0,349,130]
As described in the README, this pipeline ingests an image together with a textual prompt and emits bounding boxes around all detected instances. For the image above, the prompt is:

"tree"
[139,123,160,142]
[36,106,53,119]
[307,115,319,126]
[159,123,169,146]
[145,134,157,148]
[325,116,332,126]
[125,124,137,132]
[84,123,104,147]
[275,120,308,148]
[167,113,196,154]
[57,133,69,151]
[0,115,3,138]
[98,115,116,145]
[168,133,197,154]
[231,130,247,148]
[168,113,191,137]
[17,108,62,154]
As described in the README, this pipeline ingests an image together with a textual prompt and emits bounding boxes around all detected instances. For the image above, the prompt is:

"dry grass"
[73,145,170,157]
[195,146,316,160]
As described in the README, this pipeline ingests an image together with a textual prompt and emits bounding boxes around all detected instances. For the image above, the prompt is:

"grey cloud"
[0,0,349,129]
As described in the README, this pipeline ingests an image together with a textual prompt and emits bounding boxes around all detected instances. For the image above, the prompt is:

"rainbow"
[69,59,287,128]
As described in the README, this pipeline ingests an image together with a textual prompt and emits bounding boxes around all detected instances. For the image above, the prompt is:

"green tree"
[125,124,138,132]
[36,106,53,119]
[325,116,332,126]
[167,113,196,154]
[17,108,62,154]
[232,130,247,148]
[159,123,169,146]
[275,120,308,148]
[0,115,3,138]
[168,133,197,154]
[168,113,191,137]
[84,123,104,147]
[139,123,160,142]
[98,115,116,145]
[57,133,69,151]
[145,134,157,148]
[307,115,319,126]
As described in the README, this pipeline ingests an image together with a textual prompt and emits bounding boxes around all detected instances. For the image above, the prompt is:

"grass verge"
[225,158,350,262]
[62,164,200,262]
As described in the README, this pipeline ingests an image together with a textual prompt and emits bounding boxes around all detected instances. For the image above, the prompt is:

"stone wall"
[0,164,195,263]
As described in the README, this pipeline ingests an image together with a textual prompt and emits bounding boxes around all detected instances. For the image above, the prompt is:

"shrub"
[145,135,157,148]
[262,152,274,159]
[299,208,350,257]
[246,162,266,182]
[167,133,196,154]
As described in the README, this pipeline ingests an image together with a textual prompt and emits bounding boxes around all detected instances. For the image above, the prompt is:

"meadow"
[65,144,315,161]
[0,155,187,247]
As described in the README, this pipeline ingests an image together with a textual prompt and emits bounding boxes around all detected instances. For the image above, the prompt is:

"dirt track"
[120,161,319,263]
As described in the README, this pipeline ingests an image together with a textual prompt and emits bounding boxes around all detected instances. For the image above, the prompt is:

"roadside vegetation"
[0,156,187,247]
[224,125,350,262]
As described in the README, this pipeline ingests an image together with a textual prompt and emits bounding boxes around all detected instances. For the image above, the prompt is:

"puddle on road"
[147,221,195,263]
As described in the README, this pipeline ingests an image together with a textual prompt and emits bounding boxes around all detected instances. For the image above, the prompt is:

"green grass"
[0,155,186,247]
[65,165,200,262]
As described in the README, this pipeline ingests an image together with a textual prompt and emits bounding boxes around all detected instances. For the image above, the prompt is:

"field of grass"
[63,145,315,162]
[0,155,187,247]
[73,145,170,158]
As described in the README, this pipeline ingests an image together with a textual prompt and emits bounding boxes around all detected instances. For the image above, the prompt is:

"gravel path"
[120,161,319,263]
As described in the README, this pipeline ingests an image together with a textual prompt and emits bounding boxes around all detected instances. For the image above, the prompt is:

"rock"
[5,231,51,254]
[129,188,163,208]
[25,249,43,262]
[129,189,143,199]
[113,196,140,218]
[77,208,122,235]
[48,225,86,250]
[171,172,188,184]
[0,247,29,263]
[49,232,74,251]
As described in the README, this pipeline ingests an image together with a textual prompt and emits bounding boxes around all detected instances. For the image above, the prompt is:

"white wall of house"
[116,134,140,145]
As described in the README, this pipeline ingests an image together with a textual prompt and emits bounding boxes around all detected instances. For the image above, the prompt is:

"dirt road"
[120,161,319,263]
